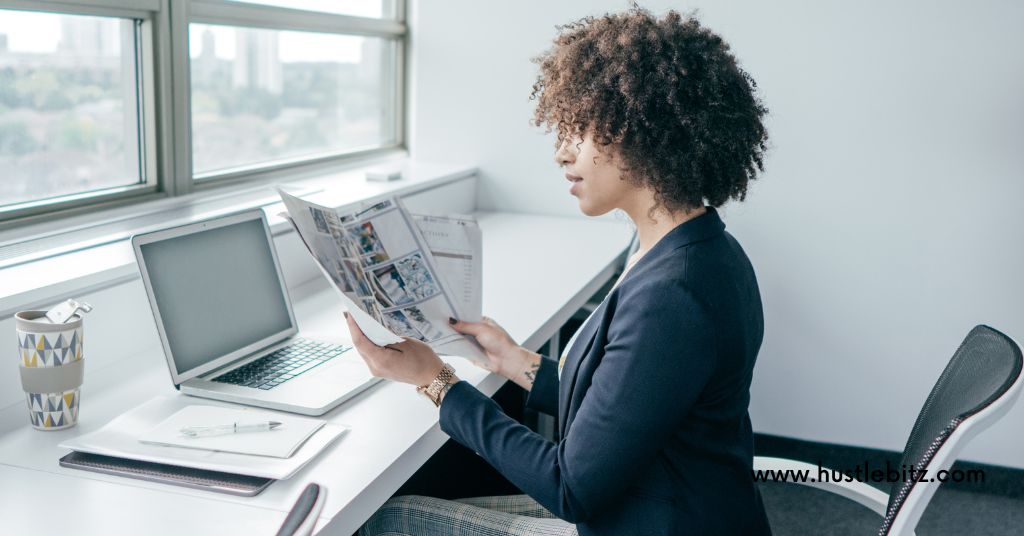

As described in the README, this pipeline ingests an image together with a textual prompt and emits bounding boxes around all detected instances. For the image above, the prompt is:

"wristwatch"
[417,363,456,407]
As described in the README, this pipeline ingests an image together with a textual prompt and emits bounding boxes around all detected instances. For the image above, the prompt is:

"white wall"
[410,0,1024,467]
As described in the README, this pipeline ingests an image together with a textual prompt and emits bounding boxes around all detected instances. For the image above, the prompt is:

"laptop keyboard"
[211,339,351,390]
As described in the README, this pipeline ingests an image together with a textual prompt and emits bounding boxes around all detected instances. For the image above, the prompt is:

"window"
[188,0,405,181]
[0,8,150,214]
[0,0,406,225]
[189,25,398,177]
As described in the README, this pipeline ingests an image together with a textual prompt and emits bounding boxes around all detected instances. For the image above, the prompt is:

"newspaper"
[278,190,486,363]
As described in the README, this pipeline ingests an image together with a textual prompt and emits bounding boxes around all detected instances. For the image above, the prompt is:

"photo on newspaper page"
[278,190,487,363]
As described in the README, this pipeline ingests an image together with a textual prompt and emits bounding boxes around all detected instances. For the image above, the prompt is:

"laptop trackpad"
[297,359,374,392]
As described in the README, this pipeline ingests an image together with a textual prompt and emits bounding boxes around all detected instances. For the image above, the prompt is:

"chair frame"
[884,365,1023,535]
[755,332,1024,536]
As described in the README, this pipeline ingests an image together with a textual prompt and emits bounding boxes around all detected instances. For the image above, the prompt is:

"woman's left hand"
[344,312,445,386]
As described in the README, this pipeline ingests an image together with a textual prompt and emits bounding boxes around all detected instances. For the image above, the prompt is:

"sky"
[0,10,76,54]
[190,24,366,63]
[0,2,385,62]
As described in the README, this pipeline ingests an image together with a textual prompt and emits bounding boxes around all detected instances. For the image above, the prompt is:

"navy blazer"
[440,208,772,535]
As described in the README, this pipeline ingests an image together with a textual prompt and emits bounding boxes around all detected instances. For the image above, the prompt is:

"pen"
[180,421,282,438]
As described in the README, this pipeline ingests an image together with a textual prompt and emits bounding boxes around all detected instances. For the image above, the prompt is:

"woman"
[353,8,770,536]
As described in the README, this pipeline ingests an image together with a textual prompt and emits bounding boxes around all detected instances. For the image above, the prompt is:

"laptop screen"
[138,216,294,377]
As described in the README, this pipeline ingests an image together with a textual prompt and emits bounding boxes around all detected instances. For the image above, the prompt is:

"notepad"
[138,405,325,459]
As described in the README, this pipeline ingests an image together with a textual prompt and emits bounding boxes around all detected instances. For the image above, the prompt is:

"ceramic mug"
[16,310,84,430]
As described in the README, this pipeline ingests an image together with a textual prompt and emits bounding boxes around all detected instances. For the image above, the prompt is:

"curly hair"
[531,9,768,210]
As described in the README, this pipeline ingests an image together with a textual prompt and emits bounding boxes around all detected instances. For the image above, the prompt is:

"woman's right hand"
[450,317,540,388]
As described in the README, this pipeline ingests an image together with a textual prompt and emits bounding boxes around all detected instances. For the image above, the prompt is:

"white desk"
[0,212,631,535]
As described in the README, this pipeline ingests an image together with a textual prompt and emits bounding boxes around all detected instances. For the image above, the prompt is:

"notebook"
[138,405,326,458]
[59,451,274,497]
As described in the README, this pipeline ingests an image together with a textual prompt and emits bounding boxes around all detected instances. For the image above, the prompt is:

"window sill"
[0,156,477,317]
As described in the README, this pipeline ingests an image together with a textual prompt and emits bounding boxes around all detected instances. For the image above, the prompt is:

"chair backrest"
[879,325,1023,536]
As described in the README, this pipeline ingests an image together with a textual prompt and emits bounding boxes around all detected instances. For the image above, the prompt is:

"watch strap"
[419,363,456,407]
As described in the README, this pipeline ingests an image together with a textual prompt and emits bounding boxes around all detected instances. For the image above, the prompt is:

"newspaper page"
[412,214,482,322]
[278,190,486,363]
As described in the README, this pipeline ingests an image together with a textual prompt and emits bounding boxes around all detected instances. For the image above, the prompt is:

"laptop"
[132,209,380,416]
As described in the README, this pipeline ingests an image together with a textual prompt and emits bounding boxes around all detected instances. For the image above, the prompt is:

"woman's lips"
[565,173,583,195]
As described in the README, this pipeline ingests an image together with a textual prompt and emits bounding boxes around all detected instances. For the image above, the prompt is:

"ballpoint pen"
[180,421,282,438]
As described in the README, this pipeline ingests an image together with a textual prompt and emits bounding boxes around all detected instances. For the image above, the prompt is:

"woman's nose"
[554,138,575,166]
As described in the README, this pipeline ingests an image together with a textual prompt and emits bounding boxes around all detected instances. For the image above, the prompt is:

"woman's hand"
[450,317,541,390]
[345,312,446,387]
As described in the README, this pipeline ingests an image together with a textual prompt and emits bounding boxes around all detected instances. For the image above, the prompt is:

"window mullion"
[167,0,194,195]
[395,34,407,149]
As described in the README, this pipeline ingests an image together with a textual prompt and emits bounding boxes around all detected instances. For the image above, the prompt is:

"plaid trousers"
[359,494,578,536]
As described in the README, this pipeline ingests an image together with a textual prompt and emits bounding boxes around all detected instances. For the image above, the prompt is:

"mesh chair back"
[879,325,1022,535]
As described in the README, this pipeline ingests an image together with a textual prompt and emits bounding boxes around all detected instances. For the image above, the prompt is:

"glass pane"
[226,0,397,19]
[0,10,143,209]
[190,24,397,177]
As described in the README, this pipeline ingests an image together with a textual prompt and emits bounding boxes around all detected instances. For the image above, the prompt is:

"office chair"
[276,483,325,536]
[755,325,1024,536]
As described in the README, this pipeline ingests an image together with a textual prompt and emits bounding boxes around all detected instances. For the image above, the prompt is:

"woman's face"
[554,134,634,216]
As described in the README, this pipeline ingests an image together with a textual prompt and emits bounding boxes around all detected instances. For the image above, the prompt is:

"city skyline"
[0,4,392,206]
[0,9,370,63]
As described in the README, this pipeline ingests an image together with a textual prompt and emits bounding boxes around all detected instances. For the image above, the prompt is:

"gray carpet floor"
[759,482,1024,535]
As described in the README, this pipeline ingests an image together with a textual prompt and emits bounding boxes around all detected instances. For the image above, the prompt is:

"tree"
[0,121,39,155]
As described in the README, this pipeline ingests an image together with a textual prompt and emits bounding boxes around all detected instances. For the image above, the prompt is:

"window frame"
[185,0,407,188]
[0,0,169,225]
[0,0,407,227]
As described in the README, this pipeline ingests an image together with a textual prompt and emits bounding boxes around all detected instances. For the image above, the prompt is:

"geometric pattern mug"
[16,310,84,430]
